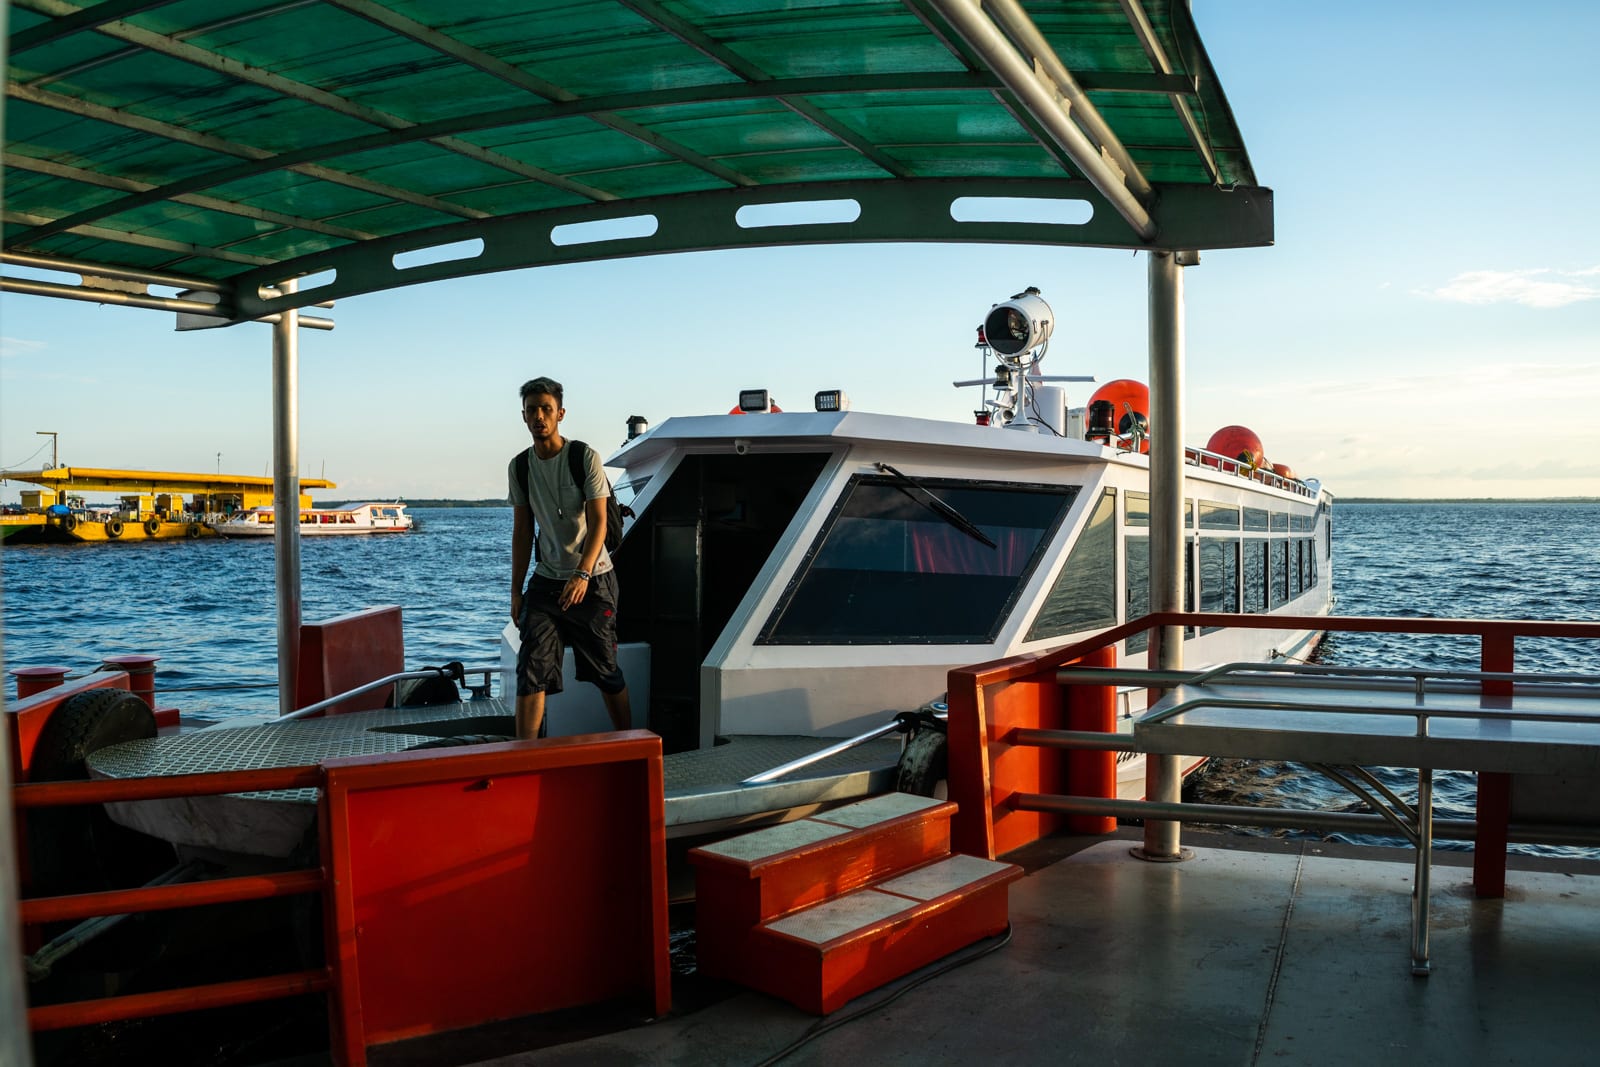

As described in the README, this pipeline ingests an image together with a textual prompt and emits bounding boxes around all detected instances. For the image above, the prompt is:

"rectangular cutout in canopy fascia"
[393,238,485,271]
[950,197,1091,226]
[550,215,658,247]
[735,200,862,228]
[257,269,335,301]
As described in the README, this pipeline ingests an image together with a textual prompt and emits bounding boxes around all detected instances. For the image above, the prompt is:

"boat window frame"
[756,472,1079,646]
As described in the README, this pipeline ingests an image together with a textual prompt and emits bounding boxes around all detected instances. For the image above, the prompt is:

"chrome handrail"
[739,703,947,785]
[277,663,500,721]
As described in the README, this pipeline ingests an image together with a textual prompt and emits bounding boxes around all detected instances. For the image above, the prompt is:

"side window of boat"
[758,475,1076,645]
[1026,489,1116,641]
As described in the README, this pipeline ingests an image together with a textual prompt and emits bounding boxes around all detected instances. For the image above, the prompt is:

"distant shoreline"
[317,497,1600,508]
[1337,497,1600,505]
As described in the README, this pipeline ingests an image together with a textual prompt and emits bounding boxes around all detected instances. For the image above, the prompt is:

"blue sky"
[4,1,1598,502]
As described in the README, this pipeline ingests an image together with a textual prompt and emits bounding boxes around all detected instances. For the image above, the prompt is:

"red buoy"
[1270,462,1298,482]
[1086,379,1150,453]
[1206,425,1264,468]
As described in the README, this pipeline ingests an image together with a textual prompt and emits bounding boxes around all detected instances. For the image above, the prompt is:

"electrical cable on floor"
[1249,846,1305,1066]
[751,922,1014,1067]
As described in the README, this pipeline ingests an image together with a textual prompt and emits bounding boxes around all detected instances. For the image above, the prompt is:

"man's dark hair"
[520,376,563,407]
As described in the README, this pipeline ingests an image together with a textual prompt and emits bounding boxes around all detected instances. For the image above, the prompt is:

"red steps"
[689,792,1022,1014]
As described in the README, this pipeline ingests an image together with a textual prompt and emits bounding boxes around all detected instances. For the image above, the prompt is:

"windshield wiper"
[875,462,996,549]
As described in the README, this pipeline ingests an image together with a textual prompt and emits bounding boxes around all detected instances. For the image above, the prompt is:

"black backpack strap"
[565,439,589,493]
[512,448,534,510]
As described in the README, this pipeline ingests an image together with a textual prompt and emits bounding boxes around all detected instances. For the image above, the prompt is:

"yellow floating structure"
[1,466,336,544]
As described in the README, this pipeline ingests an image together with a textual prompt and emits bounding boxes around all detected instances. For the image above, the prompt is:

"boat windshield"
[758,475,1077,644]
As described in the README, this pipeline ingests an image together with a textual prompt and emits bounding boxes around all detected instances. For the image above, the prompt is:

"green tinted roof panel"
[4,0,1269,317]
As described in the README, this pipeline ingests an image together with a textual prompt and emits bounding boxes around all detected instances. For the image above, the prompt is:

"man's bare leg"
[602,687,631,731]
[515,691,545,740]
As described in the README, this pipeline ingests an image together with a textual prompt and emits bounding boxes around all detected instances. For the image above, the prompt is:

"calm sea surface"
[4,502,1599,855]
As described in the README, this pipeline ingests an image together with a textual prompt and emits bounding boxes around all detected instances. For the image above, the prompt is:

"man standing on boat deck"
[509,376,630,739]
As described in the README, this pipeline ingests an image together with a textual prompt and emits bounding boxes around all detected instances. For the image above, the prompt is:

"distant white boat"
[214,501,413,536]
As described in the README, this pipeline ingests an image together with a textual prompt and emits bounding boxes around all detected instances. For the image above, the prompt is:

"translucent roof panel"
[4,0,1271,321]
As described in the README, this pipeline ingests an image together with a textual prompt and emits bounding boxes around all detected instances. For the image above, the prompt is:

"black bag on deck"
[511,440,627,557]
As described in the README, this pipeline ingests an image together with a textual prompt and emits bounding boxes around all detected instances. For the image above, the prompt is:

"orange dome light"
[1206,425,1264,469]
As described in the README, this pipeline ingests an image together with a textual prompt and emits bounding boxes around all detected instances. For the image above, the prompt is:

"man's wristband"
[573,568,592,581]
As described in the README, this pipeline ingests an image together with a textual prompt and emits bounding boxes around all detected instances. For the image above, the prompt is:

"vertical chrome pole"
[0,9,38,1058]
[1139,249,1192,862]
[272,279,303,716]
[1411,767,1434,975]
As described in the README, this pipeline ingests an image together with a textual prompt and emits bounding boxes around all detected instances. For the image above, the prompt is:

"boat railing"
[278,663,501,720]
[14,765,331,1035]
[1184,445,1316,497]
[944,611,1600,974]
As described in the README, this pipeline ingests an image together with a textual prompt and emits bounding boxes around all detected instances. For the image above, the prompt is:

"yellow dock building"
[1,467,336,543]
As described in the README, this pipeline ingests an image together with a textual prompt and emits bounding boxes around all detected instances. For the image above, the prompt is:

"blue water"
[5,502,1600,855]
[1190,501,1600,859]
[1,508,514,719]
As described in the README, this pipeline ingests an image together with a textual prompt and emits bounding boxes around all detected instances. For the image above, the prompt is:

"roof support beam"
[983,0,1152,201]
[926,0,1156,241]
[18,0,615,201]
[6,154,378,242]
[327,0,756,189]
[617,0,911,179]
[0,275,335,329]
[1119,0,1220,184]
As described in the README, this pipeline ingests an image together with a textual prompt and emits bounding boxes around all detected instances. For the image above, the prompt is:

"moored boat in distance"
[214,501,413,537]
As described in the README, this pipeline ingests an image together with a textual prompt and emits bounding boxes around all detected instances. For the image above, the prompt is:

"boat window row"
[748,474,1325,650]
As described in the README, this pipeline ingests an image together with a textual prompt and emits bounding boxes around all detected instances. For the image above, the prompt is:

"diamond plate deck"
[85,699,907,850]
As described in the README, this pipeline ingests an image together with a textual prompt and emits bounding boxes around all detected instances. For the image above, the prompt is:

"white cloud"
[0,336,47,358]
[1419,269,1600,309]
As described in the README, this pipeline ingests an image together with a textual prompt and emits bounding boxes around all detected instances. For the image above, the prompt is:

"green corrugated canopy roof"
[4,0,1270,321]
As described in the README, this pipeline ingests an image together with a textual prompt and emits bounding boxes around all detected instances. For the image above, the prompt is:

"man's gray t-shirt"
[508,441,613,581]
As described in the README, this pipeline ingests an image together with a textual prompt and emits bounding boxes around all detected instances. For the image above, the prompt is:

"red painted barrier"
[295,605,405,715]
[320,731,670,1059]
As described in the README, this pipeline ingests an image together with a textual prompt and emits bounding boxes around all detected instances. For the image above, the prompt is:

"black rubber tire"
[27,690,164,899]
[896,728,949,798]
[406,733,513,751]
[143,517,161,536]
[63,513,78,532]
[186,522,202,538]
[30,689,157,781]
[105,518,124,538]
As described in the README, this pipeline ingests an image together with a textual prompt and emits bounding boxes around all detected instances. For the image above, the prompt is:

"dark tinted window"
[1243,507,1269,531]
[1125,491,1148,527]
[1200,502,1239,530]
[760,476,1075,644]
[1126,534,1148,653]
[1269,539,1288,608]
[1200,538,1239,620]
[1027,490,1116,641]
[1243,539,1267,613]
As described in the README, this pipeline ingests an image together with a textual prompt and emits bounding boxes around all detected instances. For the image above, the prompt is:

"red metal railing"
[947,611,1600,879]
[12,765,333,1034]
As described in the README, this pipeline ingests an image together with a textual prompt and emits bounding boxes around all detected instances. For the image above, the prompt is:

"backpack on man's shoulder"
[511,439,629,554]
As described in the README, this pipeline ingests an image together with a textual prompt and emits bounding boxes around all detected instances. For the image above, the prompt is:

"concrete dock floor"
[449,831,1600,1066]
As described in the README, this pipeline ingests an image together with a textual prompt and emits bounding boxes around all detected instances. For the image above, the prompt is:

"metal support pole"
[1138,249,1192,862]
[272,279,303,716]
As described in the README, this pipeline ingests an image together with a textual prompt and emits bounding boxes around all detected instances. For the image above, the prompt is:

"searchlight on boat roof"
[983,287,1053,361]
